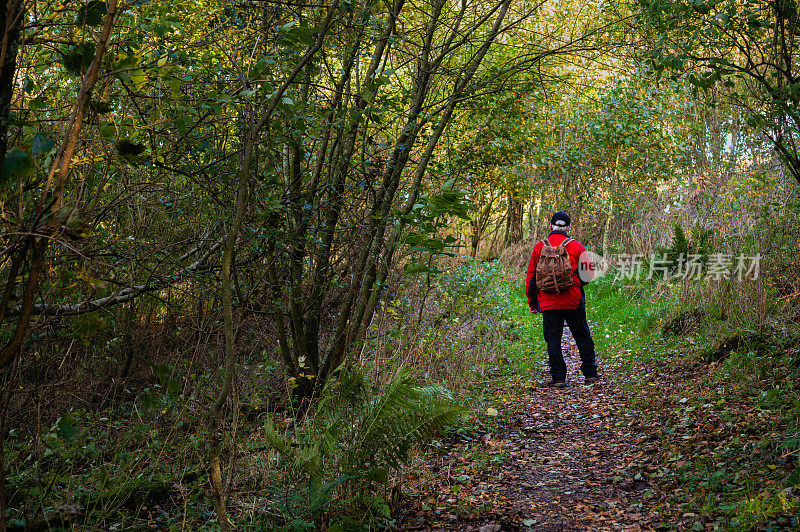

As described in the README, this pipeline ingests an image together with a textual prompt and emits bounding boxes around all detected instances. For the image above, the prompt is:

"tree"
[638,0,800,184]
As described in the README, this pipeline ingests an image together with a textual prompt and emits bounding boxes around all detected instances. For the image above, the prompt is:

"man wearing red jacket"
[525,212,599,387]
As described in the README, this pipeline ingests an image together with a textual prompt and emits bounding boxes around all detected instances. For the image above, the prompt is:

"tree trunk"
[601,151,620,255]
[204,6,339,527]
[531,192,542,241]
[505,192,523,245]
[0,0,23,165]
[321,0,512,383]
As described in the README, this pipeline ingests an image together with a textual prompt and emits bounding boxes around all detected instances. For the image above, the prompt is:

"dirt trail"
[395,329,668,531]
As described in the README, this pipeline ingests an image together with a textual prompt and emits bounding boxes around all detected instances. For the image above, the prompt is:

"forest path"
[394,329,670,531]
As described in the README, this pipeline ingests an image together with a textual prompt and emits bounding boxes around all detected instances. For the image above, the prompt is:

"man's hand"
[530,307,540,314]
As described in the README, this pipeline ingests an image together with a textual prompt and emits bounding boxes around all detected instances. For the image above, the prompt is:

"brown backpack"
[535,237,575,294]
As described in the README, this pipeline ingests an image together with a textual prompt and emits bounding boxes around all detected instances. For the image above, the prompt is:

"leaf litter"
[394,328,668,531]
[392,326,800,530]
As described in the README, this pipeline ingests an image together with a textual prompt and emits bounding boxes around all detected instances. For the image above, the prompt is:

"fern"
[346,373,458,472]
[263,367,460,526]
[692,223,714,259]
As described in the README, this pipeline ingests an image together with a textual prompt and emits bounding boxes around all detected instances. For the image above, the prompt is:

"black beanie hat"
[551,212,571,227]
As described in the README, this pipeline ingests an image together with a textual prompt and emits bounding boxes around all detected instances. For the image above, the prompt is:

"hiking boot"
[546,380,566,388]
[584,376,599,385]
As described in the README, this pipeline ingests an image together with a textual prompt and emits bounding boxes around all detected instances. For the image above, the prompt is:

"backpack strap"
[542,238,551,248]
[554,238,574,294]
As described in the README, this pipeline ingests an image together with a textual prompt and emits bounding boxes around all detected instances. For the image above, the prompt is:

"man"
[525,212,599,387]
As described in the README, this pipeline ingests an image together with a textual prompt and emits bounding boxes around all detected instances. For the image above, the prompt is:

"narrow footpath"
[394,329,673,531]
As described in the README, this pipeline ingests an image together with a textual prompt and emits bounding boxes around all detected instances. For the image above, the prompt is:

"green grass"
[586,278,675,362]
[578,276,799,530]
[487,267,800,530]
[495,274,679,377]
[493,271,547,378]
[9,261,797,530]
[489,270,671,380]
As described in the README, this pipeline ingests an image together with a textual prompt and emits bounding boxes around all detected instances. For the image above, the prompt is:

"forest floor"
[392,318,800,532]
[393,329,670,531]
[7,265,796,530]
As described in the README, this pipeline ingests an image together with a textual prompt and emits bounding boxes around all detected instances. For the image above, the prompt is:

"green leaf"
[71,312,107,345]
[687,0,710,14]
[99,122,116,140]
[63,43,96,75]
[404,262,443,275]
[32,132,55,156]
[113,53,141,72]
[129,69,147,90]
[57,413,79,439]
[76,1,106,26]
[90,99,112,114]
[116,138,145,156]
[364,467,389,484]
[2,148,33,184]
[29,96,48,111]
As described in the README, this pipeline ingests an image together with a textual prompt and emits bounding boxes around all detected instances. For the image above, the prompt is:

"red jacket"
[525,231,590,312]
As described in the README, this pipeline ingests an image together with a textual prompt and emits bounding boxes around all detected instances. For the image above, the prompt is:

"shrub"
[262,367,460,528]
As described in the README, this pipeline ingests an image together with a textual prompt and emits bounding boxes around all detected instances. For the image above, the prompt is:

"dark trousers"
[542,308,597,381]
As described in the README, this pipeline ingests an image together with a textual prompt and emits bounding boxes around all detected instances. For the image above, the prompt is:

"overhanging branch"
[17,241,222,317]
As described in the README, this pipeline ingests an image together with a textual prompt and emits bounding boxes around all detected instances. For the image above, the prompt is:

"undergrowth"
[4,259,536,530]
[255,259,550,529]
[8,258,798,530]
[367,259,545,392]
[584,272,800,530]
[260,368,461,530]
